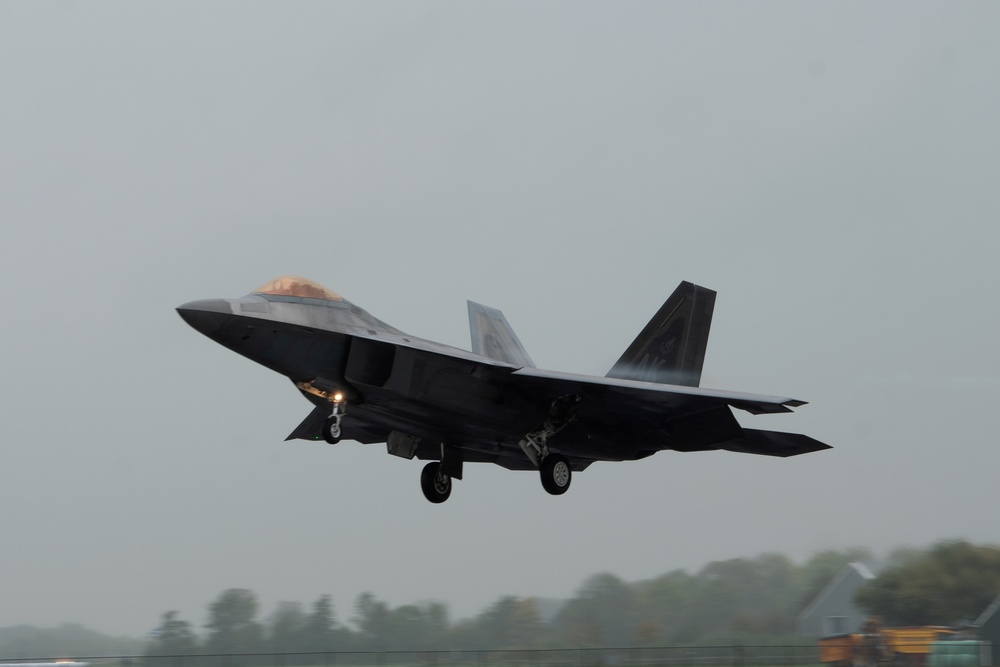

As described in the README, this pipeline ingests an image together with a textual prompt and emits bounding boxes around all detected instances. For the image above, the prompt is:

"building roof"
[798,562,875,623]
[974,595,1000,627]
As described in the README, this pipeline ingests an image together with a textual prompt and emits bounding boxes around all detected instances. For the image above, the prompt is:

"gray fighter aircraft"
[178,276,829,503]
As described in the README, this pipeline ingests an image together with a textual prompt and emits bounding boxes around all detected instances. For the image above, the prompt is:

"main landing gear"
[418,450,572,504]
[519,394,580,496]
[420,462,452,503]
[419,444,462,503]
[540,454,572,495]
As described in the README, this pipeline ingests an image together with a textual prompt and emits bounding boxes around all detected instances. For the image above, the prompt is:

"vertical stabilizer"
[468,301,536,368]
[606,282,716,387]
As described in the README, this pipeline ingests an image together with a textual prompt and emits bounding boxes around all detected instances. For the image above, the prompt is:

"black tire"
[323,416,341,445]
[420,462,452,503]
[540,454,571,495]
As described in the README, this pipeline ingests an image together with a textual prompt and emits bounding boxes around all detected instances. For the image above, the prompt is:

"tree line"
[142,540,1000,656]
[3,540,997,660]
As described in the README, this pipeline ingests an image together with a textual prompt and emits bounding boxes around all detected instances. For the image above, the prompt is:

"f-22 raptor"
[178,276,829,503]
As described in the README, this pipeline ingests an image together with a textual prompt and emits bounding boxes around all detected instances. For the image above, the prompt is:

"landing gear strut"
[295,380,349,445]
[420,462,452,503]
[323,392,346,445]
[518,394,579,496]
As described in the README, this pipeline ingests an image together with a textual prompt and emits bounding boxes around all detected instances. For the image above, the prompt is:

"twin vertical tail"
[468,301,536,368]
[606,281,716,387]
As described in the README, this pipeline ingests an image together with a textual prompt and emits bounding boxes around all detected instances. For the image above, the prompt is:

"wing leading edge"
[505,366,828,458]
[514,366,805,415]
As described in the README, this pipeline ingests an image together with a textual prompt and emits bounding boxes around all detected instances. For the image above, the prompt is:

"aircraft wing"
[283,345,827,465]
[495,367,829,459]
[510,367,806,414]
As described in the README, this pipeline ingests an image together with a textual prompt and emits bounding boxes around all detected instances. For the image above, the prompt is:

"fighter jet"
[178,276,829,503]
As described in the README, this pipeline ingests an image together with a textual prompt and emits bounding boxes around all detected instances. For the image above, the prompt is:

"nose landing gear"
[295,380,349,445]
[323,392,346,445]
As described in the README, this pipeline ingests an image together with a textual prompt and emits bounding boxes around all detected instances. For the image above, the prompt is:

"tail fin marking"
[467,301,536,368]
[606,281,716,387]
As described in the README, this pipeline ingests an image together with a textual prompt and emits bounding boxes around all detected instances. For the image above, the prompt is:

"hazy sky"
[2,2,998,639]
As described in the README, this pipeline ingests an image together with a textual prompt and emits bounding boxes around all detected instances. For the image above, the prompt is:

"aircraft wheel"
[540,454,571,495]
[420,462,452,503]
[323,416,341,445]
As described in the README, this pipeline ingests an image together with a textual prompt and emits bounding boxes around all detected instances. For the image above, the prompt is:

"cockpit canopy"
[253,276,344,302]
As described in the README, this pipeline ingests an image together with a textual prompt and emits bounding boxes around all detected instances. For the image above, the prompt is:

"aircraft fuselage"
[178,276,830,503]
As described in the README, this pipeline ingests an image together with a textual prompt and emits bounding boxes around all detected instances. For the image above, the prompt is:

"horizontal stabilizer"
[285,406,327,441]
[721,429,831,457]
[607,281,715,387]
[468,301,535,368]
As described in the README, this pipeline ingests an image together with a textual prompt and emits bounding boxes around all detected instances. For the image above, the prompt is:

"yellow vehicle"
[819,633,861,666]
[885,627,957,665]
[819,625,957,667]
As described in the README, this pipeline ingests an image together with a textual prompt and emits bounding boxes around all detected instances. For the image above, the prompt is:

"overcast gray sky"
[2,1,998,639]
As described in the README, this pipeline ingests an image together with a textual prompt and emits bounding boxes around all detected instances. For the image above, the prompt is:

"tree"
[146,611,198,657]
[856,540,1000,625]
[635,569,700,644]
[267,602,306,652]
[204,588,263,654]
[385,605,427,650]
[300,595,338,652]
[509,598,544,649]
[635,553,826,643]
[422,601,449,647]
[352,592,389,649]
[394,601,450,650]
[557,573,636,647]
[471,596,544,650]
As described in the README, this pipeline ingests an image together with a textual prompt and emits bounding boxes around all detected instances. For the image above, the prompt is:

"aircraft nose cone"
[176,298,233,336]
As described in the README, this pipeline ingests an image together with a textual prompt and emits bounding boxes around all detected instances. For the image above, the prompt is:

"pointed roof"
[798,562,875,622]
[974,595,1000,627]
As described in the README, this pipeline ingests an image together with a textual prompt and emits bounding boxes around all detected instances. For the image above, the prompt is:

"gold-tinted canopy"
[253,276,344,302]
